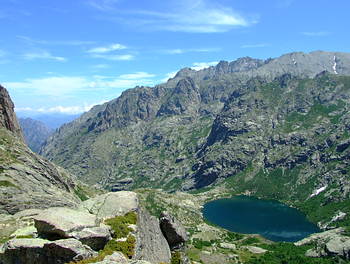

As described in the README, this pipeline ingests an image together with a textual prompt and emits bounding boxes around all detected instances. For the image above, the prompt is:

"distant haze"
[16,113,80,129]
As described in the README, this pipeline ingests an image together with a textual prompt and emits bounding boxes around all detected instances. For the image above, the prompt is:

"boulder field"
[0,191,188,264]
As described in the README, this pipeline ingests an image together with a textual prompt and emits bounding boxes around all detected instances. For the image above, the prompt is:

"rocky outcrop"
[39,51,350,193]
[0,238,97,264]
[70,226,111,251]
[44,238,97,263]
[78,191,138,219]
[0,85,80,214]
[295,228,350,259]
[34,207,98,238]
[159,211,188,249]
[111,178,134,191]
[134,208,171,263]
[0,85,23,140]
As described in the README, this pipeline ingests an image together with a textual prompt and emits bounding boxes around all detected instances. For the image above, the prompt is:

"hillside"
[19,117,54,153]
[41,51,350,192]
[0,85,81,214]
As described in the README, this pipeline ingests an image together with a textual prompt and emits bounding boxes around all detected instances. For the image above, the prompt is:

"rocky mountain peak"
[0,85,23,140]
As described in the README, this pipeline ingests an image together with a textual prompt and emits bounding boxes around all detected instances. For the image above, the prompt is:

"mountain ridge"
[40,50,350,191]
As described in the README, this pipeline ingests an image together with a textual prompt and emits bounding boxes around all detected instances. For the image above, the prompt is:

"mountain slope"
[19,117,54,153]
[40,51,350,192]
[0,85,80,214]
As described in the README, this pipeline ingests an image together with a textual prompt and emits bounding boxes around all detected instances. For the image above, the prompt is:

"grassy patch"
[0,237,10,244]
[74,185,89,201]
[105,212,137,239]
[192,238,215,250]
[171,251,182,264]
[245,243,343,264]
[68,212,137,264]
[0,180,19,189]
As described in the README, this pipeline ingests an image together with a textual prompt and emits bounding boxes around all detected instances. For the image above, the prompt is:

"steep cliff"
[0,85,80,214]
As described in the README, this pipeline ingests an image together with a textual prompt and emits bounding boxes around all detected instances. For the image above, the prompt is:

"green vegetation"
[68,212,137,264]
[105,211,137,239]
[297,192,350,225]
[245,243,347,264]
[192,238,215,249]
[171,251,182,264]
[143,191,167,217]
[73,185,89,201]
[0,236,10,244]
[283,101,344,132]
[241,237,261,245]
[0,180,19,189]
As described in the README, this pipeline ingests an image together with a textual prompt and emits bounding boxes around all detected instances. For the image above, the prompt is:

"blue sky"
[0,0,349,116]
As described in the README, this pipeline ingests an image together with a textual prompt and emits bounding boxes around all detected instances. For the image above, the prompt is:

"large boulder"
[159,211,188,249]
[295,228,350,259]
[0,238,97,264]
[0,238,49,264]
[134,209,171,263]
[78,191,138,219]
[70,226,111,251]
[34,207,98,239]
[93,252,128,264]
[325,236,350,259]
[44,238,97,263]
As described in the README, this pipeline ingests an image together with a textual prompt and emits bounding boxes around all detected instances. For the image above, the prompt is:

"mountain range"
[1,50,350,263]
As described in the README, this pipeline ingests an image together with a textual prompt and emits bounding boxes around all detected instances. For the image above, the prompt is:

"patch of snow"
[310,185,327,198]
[292,58,297,65]
[330,211,346,223]
[333,55,338,74]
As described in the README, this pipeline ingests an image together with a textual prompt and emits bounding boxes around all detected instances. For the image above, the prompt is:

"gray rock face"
[0,238,97,264]
[134,209,171,263]
[34,207,98,239]
[0,238,49,264]
[39,51,350,194]
[93,252,128,264]
[0,85,23,140]
[295,229,350,259]
[44,238,97,264]
[241,246,267,254]
[0,85,80,215]
[79,191,138,219]
[159,211,188,249]
[71,226,111,251]
[324,236,350,259]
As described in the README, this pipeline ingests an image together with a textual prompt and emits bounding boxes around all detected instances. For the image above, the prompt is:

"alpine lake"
[203,196,320,242]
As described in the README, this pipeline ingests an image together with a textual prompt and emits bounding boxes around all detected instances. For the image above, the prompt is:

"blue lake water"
[202,196,320,242]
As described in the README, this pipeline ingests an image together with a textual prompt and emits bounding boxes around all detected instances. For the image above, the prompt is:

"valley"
[1,51,350,263]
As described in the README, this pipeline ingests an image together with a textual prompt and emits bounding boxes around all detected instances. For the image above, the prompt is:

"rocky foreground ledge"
[0,191,188,264]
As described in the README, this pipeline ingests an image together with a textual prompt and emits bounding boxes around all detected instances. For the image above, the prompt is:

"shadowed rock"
[159,211,188,249]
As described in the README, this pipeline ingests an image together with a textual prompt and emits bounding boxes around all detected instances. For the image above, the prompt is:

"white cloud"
[16,101,108,115]
[161,71,178,83]
[87,43,127,53]
[91,0,254,33]
[88,0,120,11]
[6,77,89,97]
[91,54,134,61]
[241,43,270,48]
[17,36,95,46]
[23,51,66,62]
[191,61,218,71]
[165,47,220,54]
[92,64,110,69]
[301,31,330,37]
[119,72,156,79]
[5,72,156,98]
